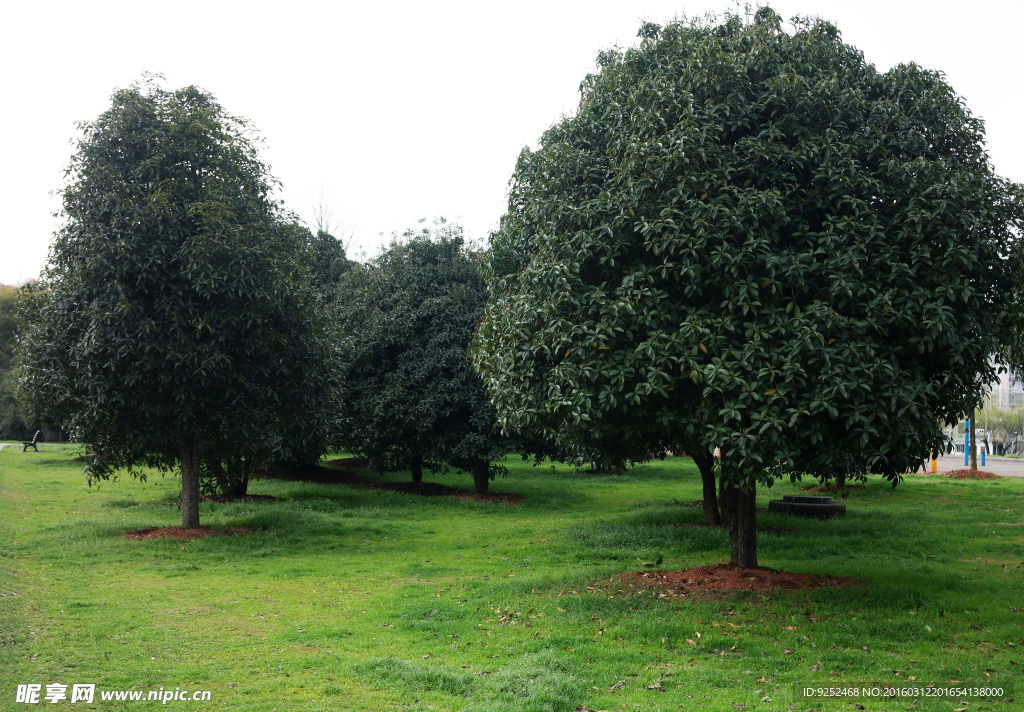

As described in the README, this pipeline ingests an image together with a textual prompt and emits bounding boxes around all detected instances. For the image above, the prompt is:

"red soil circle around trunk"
[619,563,858,597]
[124,526,251,540]
[941,469,1001,480]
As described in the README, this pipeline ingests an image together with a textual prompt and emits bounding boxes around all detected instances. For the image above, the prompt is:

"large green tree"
[473,11,1023,566]
[0,285,31,441]
[335,220,512,494]
[17,79,342,527]
[305,228,353,303]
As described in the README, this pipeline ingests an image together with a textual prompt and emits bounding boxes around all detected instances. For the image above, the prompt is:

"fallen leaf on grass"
[686,639,696,646]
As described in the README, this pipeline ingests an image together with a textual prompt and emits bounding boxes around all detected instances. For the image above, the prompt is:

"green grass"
[1,446,1022,711]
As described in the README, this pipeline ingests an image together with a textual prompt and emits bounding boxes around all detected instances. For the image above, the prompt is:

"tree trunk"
[835,472,846,490]
[472,461,489,494]
[411,454,423,485]
[970,415,978,471]
[692,448,720,526]
[730,481,757,568]
[224,459,249,497]
[719,475,737,531]
[179,441,202,529]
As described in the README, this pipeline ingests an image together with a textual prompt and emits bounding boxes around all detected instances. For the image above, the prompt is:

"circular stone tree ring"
[768,495,846,520]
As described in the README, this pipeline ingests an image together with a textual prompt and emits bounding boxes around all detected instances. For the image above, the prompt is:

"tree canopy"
[304,228,353,302]
[335,220,512,493]
[0,284,31,440]
[472,10,1023,565]
[17,79,342,527]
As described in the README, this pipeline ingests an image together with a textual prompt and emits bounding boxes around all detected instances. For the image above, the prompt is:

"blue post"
[982,446,986,467]
[965,418,970,467]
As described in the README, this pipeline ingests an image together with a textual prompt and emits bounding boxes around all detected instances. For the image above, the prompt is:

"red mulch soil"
[449,493,524,506]
[800,484,865,493]
[363,481,461,495]
[162,494,279,507]
[254,463,371,485]
[200,494,278,504]
[125,526,251,540]
[323,457,371,470]
[616,563,857,597]
[361,481,524,505]
[942,469,1001,480]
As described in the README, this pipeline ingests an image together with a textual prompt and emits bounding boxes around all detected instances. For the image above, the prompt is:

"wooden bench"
[22,430,40,452]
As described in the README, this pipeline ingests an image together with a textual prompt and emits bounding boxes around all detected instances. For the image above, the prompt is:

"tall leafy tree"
[17,79,342,527]
[0,285,31,440]
[473,11,1022,566]
[305,228,353,302]
[335,220,511,494]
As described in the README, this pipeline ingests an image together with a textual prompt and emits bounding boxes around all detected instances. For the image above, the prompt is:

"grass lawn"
[1,446,1021,711]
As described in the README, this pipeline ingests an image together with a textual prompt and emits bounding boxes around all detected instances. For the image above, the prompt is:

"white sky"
[1,0,1020,284]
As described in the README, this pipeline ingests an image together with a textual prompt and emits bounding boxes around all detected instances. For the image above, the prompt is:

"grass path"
[1,446,1023,711]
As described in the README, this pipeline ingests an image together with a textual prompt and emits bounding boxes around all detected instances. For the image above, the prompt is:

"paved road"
[919,454,1024,478]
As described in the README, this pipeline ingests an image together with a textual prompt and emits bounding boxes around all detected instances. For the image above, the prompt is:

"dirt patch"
[254,463,371,485]
[362,481,523,505]
[200,494,278,504]
[162,494,279,507]
[323,457,371,470]
[449,493,523,506]
[800,484,866,494]
[659,523,791,536]
[943,469,1001,480]
[614,563,857,598]
[362,481,461,495]
[125,526,251,540]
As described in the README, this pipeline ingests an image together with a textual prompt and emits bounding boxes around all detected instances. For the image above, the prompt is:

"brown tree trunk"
[411,454,423,485]
[692,448,720,526]
[179,441,202,529]
[224,458,249,497]
[719,474,737,531]
[970,415,978,471]
[472,461,489,494]
[730,481,757,568]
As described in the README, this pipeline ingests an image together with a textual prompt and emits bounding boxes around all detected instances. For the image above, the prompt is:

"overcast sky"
[1,0,1020,284]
